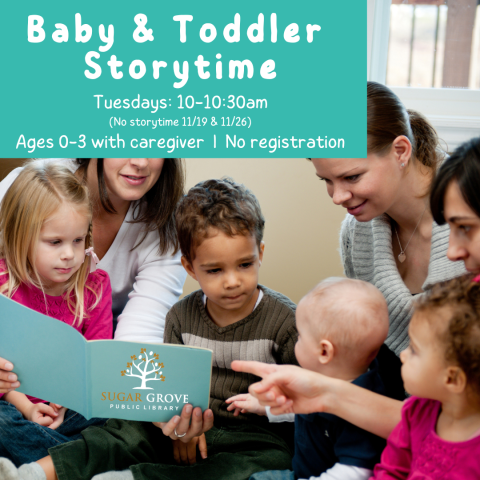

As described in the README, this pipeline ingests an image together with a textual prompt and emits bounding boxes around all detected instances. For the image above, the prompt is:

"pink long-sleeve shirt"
[371,396,480,479]
[0,259,113,404]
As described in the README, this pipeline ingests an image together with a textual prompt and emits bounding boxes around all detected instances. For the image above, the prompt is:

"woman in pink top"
[0,161,112,465]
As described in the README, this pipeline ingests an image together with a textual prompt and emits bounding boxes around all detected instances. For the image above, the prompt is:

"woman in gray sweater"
[312,82,465,356]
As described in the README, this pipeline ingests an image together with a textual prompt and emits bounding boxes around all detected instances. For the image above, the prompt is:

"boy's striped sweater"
[164,285,298,427]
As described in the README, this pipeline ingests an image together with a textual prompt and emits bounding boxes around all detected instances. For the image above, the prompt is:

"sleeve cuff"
[265,406,295,423]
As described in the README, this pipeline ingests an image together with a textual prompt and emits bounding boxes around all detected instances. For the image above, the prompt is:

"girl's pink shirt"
[0,258,113,404]
[371,396,480,479]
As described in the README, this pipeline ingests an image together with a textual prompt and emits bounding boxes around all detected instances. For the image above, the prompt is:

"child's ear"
[258,241,265,266]
[444,366,467,394]
[181,256,198,281]
[318,339,334,365]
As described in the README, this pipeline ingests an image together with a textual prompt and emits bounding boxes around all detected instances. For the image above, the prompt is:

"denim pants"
[50,419,293,480]
[0,400,106,466]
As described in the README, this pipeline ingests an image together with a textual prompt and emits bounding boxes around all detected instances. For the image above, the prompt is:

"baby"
[228,277,392,480]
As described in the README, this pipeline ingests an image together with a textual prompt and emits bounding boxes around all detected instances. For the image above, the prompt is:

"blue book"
[0,294,212,421]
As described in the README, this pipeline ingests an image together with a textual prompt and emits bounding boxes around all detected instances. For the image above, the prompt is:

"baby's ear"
[444,366,467,394]
[318,339,334,364]
[181,256,198,281]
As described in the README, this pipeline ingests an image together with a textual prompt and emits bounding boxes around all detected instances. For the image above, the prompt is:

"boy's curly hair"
[175,178,265,263]
[414,274,480,395]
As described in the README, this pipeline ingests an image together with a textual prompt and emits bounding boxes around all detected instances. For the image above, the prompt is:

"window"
[388,1,480,89]
[368,0,480,151]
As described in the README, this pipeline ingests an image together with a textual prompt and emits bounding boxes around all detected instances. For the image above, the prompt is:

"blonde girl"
[0,161,112,466]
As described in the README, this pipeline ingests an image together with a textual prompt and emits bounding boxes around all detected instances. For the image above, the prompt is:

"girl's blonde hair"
[0,160,99,326]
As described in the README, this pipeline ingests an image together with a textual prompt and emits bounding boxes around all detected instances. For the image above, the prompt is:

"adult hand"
[226,393,266,416]
[47,404,67,430]
[231,360,338,416]
[232,360,403,440]
[25,403,58,427]
[172,433,208,465]
[153,404,214,443]
[0,357,20,393]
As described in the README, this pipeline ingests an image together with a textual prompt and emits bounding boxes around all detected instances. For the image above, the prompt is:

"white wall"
[181,159,347,303]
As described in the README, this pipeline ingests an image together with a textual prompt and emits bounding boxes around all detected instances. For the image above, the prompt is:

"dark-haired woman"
[0,158,187,385]
[311,81,465,355]
[430,137,480,273]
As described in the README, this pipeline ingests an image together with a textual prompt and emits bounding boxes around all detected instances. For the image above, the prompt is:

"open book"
[0,294,212,422]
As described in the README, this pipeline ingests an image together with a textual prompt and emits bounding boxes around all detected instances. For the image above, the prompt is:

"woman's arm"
[232,360,402,439]
[329,380,402,439]
[113,235,187,344]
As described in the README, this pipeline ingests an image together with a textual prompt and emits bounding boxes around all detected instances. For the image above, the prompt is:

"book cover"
[0,294,212,421]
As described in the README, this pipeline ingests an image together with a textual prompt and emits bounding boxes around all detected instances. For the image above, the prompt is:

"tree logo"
[121,348,165,390]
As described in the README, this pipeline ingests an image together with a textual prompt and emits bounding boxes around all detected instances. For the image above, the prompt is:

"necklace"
[394,207,427,263]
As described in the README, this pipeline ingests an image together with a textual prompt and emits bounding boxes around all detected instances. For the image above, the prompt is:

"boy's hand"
[172,433,208,465]
[226,393,266,416]
[25,403,58,426]
[47,404,67,430]
[153,404,214,443]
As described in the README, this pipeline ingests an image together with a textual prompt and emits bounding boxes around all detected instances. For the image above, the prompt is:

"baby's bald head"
[296,278,389,374]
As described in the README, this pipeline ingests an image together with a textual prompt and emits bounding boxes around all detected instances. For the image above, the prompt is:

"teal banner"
[0,1,366,157]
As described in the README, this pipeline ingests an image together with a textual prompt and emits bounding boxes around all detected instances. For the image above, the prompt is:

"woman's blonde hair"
[0,160,99,326]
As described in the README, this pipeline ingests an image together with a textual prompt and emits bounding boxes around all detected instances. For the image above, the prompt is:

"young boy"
[0,178,298,480]
[228,278,397,480]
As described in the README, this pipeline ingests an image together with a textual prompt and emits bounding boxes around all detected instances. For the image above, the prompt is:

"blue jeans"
[249,470,294,480]
[0,400,106,466]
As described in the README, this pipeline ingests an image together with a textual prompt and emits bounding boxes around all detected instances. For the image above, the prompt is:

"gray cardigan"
[340,213,466,355]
